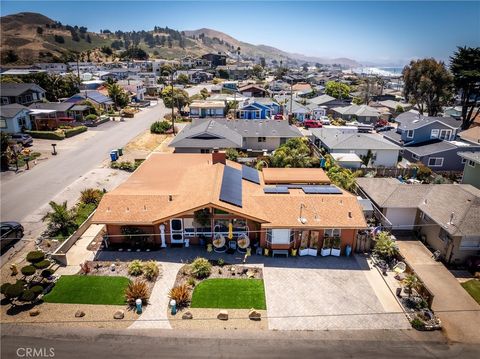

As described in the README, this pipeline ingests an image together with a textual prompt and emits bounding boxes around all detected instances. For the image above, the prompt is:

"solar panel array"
[219,166,243,207]
[263,186,290,194]
[241,165,260,184]
[302,186,343,194]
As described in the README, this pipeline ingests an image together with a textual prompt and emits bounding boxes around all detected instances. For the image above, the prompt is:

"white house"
[0,104,32,133]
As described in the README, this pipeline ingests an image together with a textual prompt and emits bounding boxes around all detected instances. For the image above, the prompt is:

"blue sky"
[2,1,479,65]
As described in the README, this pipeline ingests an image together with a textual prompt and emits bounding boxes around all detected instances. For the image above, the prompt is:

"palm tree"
[107,83,128,109]
[373,231,398,261]
[402,274,420,297]
[42,201,77,237]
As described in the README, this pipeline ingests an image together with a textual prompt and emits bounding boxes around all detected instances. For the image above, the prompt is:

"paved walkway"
[397,239,480,344]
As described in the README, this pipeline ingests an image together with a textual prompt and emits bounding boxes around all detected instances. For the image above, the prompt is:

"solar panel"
[263,186,290,194]
[219,166,243,207]
[241,165,261,184]
[302,186,343,194]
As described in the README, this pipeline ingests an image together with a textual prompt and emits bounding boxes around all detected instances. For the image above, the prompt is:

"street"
[1,325,479,359]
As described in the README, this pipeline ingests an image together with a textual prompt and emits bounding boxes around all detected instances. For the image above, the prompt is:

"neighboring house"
[331,104,382,124]
[169,118,302,153]
[201,53,227,68]
[64,91,114,110]
[238,84,267,98]
[216,65,252,80]
[34,62,68,73]
[189,101,226,118]
[311,127,401,167]
[443,106,463,119]
[291,82,314,97]
[356,177,480,264]
[377,100,412,113]
[92,152,366,254]
[307,94,347,109]
[117,79,146,101]
[236,99,279,120]
[181,56,211,69]
[459,152,480,189]
[175,70,213,84]
[0,104,32,133]
[458,126,480,145]
[0,83,46,106]
[28,102,80,129]
[283,99,310,122]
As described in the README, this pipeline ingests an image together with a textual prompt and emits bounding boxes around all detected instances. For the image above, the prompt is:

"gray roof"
[356,177,480,236]
[382,130,403,144]
[404,140,475,157]
[0,83,46,97]
[217,118,302,138]
[332,104,380,117]
[394,111,462,130]
[458,151,480,164]
[29,102,74,112]
[0,103,29,118]
[311,129,401,151]
[307,94,336,106]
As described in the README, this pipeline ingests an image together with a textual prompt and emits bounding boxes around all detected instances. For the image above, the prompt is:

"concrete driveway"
[263,255,410,331]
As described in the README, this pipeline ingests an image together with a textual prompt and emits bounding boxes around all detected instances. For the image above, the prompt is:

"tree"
[176,73,189,85]
[225,148,239,161]
[2,50,18,64]
[200,88,209,100]
[36,26,43,35]
[161,86,190,111]
[450,46,480,129]
[373,231,398,261]
[107,83,129,109]
[42,201,78,237]
[269,138,316,168]
[402,274,420,297]
[325,81,350,99]
[326,165,356,191]
[252,64,264,79]
[1,132,12,171]
[402,58,453,116]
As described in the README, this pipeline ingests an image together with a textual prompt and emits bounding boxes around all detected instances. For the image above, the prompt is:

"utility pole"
[171,70,175,135]
[290,82,293,119]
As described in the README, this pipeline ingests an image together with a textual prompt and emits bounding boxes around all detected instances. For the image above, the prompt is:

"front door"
[170,218,184,244]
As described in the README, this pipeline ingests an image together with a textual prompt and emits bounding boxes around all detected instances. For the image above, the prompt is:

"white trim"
[430,129,439,139]
[439,129,452,140]
[468,160,476,168]
[406,130,414,138]
[428,157,444,167]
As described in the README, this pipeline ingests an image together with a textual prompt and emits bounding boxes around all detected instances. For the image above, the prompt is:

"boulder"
[75,310,85,318]
[217,310,228,321]
[182,311,193,320]
[29,309,40,317]
[248,309,261,321]
[113,310,125,319]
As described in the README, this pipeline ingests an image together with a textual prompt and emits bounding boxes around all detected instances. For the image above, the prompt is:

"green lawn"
[461,279,480,305]
[43,275,129,305]
[191,279,266,309]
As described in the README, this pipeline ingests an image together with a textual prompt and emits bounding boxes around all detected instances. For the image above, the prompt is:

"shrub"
[111,160,141,172]
[80,188,104,206]
[1,283,12,295]
[85,114,98,121]
[128,260,144,276]
[41,269,55,278]
[186,277,196,288]
[30,285,44,295]
[125,280,150,305]
[189,257,212,279]
[411,317,426,330]
[150,121,172,134]
[21,265,37,276]
[25,130,65,140]
[64,126,88,138]
[33,260,50,269]
[373,232,398,261]
[19,289,36,302]
[168,284,190,307]
[142,261,159,281]
[5,283,24,300]
[26,251,45,264]
[217,258,225,267]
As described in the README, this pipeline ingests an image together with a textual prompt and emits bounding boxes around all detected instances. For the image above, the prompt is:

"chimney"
[211,149,226,165]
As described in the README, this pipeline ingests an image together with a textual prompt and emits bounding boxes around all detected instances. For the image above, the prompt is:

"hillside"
[0,12,359,67]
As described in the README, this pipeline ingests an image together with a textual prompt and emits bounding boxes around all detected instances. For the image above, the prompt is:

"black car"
[0,222,24,252]
[376,126,395,133]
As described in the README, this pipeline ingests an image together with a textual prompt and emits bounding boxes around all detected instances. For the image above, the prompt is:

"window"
[1,97,8,105]
[428,157,444,167]
[406,130,414,138]
[420,212,430,222]
[0,119,7,129]
[439,228,451,243]
[200,149,211,154]
[258,137,266,143]
[270,229,291,244]
[430,129,439,138]
[439,129,452,140]
[468,160,476,168]
[461,158,467,164]
[324,229,341,237]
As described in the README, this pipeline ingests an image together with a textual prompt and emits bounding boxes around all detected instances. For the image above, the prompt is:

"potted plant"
[307,242,318,256]
[331,236,341,256]
[321,237,331,256]
[299,246,308,256]
[291,248,297,256]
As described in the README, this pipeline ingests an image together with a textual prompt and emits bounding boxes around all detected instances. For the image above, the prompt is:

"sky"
[1,1,479,65]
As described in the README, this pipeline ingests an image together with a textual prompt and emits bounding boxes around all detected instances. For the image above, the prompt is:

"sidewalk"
[397,239,480,344]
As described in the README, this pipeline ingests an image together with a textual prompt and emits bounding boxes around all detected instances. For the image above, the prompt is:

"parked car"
[304,119,322,128]
[9,133,33,146]
[273,114,284,120]
[374,119,389,128]
[319,116,331,125]
[376,126,395,133]
[0,222,24,253]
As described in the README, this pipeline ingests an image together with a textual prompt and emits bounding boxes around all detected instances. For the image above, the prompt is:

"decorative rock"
[182,311,193,320]
[75,310,85,318]
[113,310,125,319]
[217,310,229,321]
[248,309,261,321]
[230,266,236,272]
[246,270,255,278]
[29,309,40,317]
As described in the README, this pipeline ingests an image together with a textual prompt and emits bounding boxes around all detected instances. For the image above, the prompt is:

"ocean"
[351,66,404,77]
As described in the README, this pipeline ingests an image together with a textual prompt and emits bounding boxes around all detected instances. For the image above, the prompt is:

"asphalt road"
[1,325,479,359]
[0,85,209,222]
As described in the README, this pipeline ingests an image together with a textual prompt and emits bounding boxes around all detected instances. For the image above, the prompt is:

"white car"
[319,116,330,125]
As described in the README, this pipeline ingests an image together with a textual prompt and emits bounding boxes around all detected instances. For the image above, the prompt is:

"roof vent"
[107,206,111,212]
[348,211,352,218]
[126,207,129,212]
[144,205,147,211]
[169,195,173,202]
[448,212,455,225]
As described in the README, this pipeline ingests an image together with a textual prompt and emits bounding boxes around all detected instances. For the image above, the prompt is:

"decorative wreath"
[237,234,250,249]
[213,233,226,248]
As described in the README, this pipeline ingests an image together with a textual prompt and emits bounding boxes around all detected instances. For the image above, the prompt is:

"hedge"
[64,126,87,138]
[26,130,65,140]
[26,251,45,263]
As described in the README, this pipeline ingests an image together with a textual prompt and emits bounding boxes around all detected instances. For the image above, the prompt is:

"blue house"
[236,99,280,120]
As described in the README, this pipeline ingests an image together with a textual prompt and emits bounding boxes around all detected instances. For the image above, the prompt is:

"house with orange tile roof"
[92,152,367,255]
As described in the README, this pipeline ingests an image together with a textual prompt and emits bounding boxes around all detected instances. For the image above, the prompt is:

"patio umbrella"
[228,223,233,240]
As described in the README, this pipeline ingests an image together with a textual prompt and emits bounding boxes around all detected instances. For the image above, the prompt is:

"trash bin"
[135,299,143,314]
[117,148,123,156]
[110,151,118,161]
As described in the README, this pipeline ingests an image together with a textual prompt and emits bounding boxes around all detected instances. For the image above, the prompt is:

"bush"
[128,260,144,276]
[125,280,150,305]
[33,260,50,269]
[168,284,190,307]
[21,265,37,276]
[142,261,160,281]
[373,232,398,261]
[30,285,44,295]
[1,283,12,295]
[25,130,65,140]
[190,257,212,279]
[411,317,426,330]
[41,268,55,278]
[111,160,141,172]
[5,283,24,300]
[80,188,104,206]
[150,121,172,134]
[85,114,98,121]
[64,126,88,138]
[26,250,45,264]
[186,277,196,288]
[19,289,36,302]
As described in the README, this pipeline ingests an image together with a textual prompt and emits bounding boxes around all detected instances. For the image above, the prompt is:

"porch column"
[159,224,166,248]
